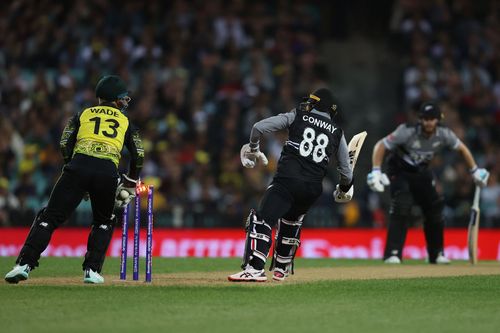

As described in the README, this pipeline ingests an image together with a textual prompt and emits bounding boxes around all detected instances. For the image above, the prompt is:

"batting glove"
[115,174,137,208]
[240,143,268,168]
[367,169,390,192]
[471,167,490,188]
[334,184,354,203]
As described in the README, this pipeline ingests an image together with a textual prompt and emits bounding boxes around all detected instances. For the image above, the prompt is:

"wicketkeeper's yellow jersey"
[60,104,144,178]
[74,106,129,166]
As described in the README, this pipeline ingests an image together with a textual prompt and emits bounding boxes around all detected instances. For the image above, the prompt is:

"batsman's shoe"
[384,256,401,264]
[5,264,31,284]
[83,268,104,284]
[272,267,290,282]
[228,266,267,282]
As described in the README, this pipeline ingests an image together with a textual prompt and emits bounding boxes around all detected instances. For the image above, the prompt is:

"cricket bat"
[467,185,481,264]
[347,131,367,171]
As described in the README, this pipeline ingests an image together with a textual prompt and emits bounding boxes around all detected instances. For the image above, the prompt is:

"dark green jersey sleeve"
[59,114,80,164]
[124,123,144,180]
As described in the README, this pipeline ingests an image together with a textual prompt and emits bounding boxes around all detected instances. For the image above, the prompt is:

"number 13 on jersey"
[77,106,129,150]
[89,117,120,138]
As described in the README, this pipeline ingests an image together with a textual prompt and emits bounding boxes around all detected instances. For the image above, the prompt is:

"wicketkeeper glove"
[240,143,268,168]
[115,174,137,208]
[367,168,390,192]
[470,167,490,188]
[333,184,354,203]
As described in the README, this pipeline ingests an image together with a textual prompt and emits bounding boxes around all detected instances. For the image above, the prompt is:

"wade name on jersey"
[89,108,120,117]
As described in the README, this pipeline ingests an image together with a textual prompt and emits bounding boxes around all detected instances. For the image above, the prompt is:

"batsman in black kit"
[228,88,354,282]
[367,102,489,264]
[5,75,144,284]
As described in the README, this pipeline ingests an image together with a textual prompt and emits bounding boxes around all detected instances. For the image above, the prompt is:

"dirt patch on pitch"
[18,262,499,287]
[290,263,499,282]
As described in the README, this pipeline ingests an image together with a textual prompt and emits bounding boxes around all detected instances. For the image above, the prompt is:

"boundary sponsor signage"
[1,228,499,260]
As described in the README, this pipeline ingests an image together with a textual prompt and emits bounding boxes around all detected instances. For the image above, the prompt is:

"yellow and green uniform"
[60,104,144,179]
[15,103,144,273]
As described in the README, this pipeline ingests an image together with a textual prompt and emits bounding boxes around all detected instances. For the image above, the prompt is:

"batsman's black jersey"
[249,108,352,184]
[278,109,342,182]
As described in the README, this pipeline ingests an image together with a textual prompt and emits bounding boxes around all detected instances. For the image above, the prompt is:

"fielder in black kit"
[228,88,354,282]
[367,102,489,264]
[5,75,144,284]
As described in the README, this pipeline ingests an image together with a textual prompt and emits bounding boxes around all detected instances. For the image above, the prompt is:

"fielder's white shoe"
[5,264,31,284]
[384,256,401,264]
[272,267,290,282]
[228,266,267,282]
[83,268,104,284]
[432,252,451,265]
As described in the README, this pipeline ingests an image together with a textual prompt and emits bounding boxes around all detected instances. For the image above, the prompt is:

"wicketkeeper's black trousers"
[16,154,119,272]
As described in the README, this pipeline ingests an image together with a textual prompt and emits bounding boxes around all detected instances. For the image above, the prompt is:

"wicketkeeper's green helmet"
[95,75,128,101]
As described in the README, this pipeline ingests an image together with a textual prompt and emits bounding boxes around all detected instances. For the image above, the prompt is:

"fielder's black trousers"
[384,169,445,262]
[17,154,119,272]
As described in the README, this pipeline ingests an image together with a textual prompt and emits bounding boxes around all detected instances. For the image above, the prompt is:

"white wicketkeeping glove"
[333,184,354,203]
[240,143,268,168]
[115,174,137,208]
[367,169,390,192]
[471,167,490,188]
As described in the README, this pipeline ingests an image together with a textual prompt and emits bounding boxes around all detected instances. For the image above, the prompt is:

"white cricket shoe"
[272,267,290,282]
[434,253,451,265]
[384,256,401,264]
[83,268,104,284]
[228,265,267,282]
[5,264,31,284]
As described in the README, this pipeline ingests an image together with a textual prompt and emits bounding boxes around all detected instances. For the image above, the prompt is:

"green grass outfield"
[1,257,499,333]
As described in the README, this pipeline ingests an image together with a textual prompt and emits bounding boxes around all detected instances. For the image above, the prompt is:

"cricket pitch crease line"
[17,264,500,286]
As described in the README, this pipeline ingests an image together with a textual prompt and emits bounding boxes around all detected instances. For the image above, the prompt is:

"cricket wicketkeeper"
[5,75,144,284]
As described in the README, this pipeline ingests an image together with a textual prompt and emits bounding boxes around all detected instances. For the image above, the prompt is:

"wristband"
[249,142,259,152]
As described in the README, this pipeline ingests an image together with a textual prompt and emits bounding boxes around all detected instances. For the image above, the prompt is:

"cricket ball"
[119,190,130,199]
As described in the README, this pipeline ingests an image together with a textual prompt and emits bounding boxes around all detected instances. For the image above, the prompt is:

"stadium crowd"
[0,0,499,227]
[0,0,329,227]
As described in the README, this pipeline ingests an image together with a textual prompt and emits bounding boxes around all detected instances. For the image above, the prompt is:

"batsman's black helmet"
[419,102,442,119]
[307,88,339,115]
[95,75,128,101]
